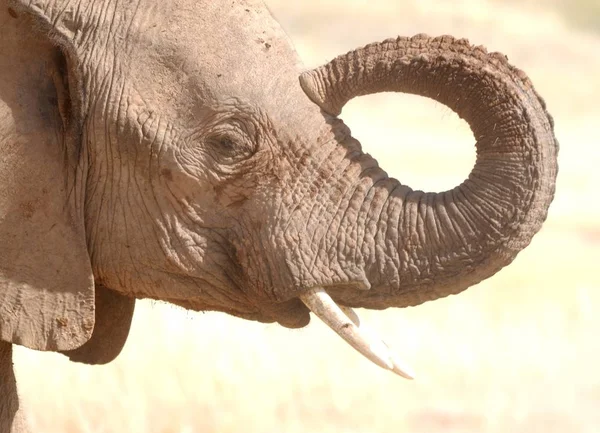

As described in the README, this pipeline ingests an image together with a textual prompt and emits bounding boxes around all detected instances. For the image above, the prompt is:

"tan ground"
[14,0,600,432]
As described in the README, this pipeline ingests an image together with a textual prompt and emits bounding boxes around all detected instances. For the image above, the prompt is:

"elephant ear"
[0,4,94,351]
[61,287,136,365]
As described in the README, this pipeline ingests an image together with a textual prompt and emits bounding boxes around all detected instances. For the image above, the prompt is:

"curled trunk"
[301,35,558,307]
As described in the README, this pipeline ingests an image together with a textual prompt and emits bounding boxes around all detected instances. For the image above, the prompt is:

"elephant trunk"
[300,35,558,307]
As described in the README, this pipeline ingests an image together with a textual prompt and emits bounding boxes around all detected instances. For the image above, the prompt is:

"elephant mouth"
[258,297,311,329]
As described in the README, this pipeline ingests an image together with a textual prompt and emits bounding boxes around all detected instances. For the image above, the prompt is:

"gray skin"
[0,0,557,431]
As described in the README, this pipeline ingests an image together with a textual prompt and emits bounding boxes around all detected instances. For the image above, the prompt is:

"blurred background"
[14,0,600,432]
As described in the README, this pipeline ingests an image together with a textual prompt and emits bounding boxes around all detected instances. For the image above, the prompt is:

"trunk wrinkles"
[301,34,558,308]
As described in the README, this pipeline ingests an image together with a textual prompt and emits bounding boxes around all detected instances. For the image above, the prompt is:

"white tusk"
[300,287,415,380]
[339,305,361,326]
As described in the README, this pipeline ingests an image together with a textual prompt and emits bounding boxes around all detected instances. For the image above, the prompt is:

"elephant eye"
[206,121,256,165]
[217,137,236,153]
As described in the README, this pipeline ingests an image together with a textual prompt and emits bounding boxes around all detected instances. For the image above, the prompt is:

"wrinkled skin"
[0,0,557,431]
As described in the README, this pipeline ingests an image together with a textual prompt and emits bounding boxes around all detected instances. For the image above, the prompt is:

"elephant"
[0,0,558,431]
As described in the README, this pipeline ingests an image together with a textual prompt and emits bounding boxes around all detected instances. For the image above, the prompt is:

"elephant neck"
[0,341,28,433]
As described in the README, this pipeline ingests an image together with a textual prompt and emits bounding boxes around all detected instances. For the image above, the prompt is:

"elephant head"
[0,0,557,379]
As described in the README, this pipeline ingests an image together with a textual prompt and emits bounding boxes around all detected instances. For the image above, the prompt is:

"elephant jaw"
[300,287,415,380]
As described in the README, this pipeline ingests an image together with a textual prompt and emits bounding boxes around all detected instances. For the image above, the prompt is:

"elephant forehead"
[124,0,306,118]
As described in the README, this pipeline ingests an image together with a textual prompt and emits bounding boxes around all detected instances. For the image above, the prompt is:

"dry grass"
[14,0,600,432]
[492,0,600,34]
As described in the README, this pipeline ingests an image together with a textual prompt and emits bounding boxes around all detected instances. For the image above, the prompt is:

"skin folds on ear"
[0,6,95,351]
[61,286,135,365]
